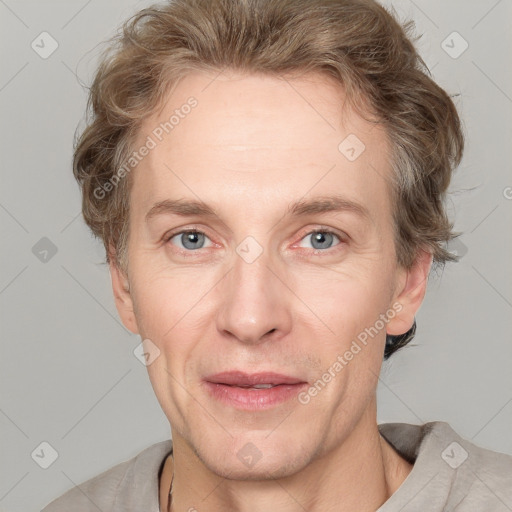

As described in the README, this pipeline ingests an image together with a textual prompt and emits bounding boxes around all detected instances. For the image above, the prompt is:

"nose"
[215,246,292,346]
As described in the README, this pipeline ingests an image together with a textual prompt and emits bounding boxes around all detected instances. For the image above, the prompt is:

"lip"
[204,371,306,386]
[203,371,308,410]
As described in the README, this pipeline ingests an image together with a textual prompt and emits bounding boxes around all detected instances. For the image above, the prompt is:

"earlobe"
[386,249,433,336]
[108,249,140,335]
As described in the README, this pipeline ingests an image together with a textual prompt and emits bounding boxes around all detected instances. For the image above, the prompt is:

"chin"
[194,431,314,481]
[205,450,310,481]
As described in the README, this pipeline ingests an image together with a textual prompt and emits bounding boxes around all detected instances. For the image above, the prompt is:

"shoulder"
[380,421,512,510]
[41,458,132,512]
[427,422,512,478]
[41,440,173,512]
[448,423,512,509]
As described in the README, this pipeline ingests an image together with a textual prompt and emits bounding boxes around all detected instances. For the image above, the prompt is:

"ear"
[108,246,139,334]
[386,249,433,336]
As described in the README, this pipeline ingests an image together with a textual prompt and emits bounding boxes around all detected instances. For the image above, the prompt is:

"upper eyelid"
[165,226,209,240]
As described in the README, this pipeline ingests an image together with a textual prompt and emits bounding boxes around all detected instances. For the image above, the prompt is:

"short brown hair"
[73,0,464,357]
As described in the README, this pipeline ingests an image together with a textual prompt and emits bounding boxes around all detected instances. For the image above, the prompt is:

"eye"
[297,230,342,251]
[167,230,213,251]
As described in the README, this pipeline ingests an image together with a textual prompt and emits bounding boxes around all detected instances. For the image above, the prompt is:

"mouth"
[203,371,308,409]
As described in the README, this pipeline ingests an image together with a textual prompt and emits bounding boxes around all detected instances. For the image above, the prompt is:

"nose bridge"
[216,242,291,344]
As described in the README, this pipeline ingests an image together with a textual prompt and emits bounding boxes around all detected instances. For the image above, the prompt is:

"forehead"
[131,70,392,223]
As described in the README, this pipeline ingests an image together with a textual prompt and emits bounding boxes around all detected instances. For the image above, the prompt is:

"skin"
[109,69,432,512]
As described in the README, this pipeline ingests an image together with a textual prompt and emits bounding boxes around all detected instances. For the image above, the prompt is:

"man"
[42,0,512,511]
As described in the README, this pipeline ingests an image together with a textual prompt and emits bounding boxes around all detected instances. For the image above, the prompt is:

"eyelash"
[164,226,347,257]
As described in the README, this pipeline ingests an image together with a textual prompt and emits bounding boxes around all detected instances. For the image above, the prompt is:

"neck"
[160,400,412,512]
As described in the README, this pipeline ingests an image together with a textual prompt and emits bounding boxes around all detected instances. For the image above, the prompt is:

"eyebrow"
[289,195,370,220]
[145,195,371,223]
[145,199,216,221]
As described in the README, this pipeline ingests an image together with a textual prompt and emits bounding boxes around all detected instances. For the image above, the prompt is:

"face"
[111,70,430,479]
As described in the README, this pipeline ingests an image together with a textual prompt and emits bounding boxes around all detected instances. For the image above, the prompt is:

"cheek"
[291,262,394,343]
[131,260,192,320]
[130,279,171,339]
[130,267,216,357]
[129,271,207,405]
[290,263,392,405]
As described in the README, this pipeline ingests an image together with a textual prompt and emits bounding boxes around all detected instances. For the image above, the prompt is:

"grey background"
[0,0,511,511]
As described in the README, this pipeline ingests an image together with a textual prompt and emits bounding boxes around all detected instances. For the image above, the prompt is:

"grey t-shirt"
[41,421,512,511]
